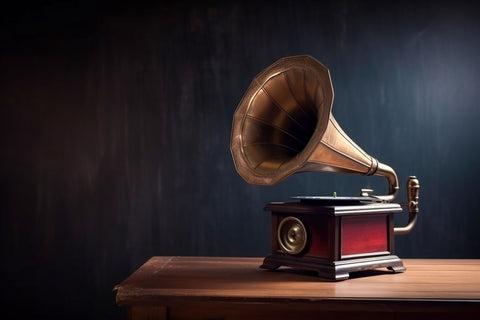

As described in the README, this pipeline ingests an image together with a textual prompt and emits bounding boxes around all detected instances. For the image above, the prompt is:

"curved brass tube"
[394,176,420,236]
[371,165,419,235]
[372,162,399,202]
[394,211,418,236]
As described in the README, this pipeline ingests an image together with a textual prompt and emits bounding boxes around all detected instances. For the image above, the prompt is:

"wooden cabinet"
[115,257,480,320]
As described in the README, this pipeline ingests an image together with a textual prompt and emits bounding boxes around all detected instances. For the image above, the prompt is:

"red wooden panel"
[304,215,329,257]
[341,215,388,256]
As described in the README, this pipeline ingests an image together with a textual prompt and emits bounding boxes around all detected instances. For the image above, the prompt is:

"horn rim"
[230,55,334,185]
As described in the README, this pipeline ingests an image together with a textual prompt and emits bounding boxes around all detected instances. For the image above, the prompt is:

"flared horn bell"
[231,55,399,201]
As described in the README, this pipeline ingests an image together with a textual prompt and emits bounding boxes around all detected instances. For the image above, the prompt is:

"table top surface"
[115,256,480,305]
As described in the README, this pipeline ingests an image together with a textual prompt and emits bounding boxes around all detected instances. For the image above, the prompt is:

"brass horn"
[230,55,419,234]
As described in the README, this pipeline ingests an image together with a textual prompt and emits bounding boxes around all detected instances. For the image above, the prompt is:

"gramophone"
[230,55,420,280]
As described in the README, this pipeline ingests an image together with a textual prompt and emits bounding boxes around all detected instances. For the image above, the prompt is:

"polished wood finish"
[262,201,402,279]
[341,215,388,256]
[115,257,480,320]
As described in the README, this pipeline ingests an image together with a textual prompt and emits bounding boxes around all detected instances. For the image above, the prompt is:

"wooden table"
[114,257,480,320]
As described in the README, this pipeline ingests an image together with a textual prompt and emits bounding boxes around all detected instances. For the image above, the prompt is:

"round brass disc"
[277,216,307,255]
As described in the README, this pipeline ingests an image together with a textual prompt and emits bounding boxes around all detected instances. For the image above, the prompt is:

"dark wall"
[2,1,479,319]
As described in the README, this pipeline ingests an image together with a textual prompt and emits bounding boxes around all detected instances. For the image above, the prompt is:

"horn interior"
[242,67,325,175]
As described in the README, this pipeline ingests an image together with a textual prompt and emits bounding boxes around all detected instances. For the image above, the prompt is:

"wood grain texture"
[341,215,388,256]
[115,256,480,304]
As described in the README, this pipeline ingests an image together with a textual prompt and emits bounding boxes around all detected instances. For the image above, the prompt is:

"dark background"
[1,0,479,319]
